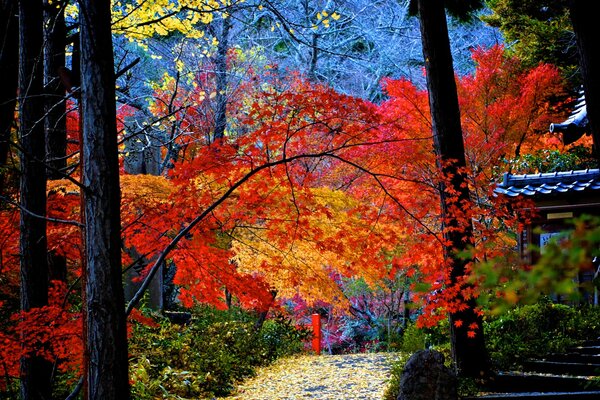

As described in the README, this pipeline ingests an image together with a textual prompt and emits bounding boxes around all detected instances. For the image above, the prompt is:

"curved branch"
[126,140,443,314]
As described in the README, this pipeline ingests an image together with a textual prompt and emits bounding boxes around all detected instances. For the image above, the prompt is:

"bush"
[382,357,405,400]
[129,308,309,399]
[400,323,426,353]
[259,314,312,360]
[485,301,600,370]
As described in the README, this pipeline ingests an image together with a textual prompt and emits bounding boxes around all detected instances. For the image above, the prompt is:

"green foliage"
[458,376,480,397]
[508,147,597,174]
[473,215,600,314]
[260,314,312,360]
[382,357,404,400]
[483,0,579,84]
[128,308,309,399]
[485,301,600,370]
[400,323,426,353]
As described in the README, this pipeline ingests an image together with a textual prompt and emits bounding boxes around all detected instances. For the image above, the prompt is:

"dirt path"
[224,352,404,400]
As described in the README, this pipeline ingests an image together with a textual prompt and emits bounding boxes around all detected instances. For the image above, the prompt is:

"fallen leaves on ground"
[223,352,404,400]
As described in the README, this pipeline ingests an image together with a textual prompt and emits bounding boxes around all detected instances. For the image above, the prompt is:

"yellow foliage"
[120,174,173,205]
[231,187,400,308]
[47,175,173,206]
[112,0,218,39]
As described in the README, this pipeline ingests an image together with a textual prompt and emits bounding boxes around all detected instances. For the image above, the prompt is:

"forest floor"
[223,351,404,400]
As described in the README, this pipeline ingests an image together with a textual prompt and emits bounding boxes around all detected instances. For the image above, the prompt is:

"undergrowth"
[128,306,311,399]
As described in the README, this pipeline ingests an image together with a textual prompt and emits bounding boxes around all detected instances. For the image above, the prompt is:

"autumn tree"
[410,0,491,378]
[79,0,129,397]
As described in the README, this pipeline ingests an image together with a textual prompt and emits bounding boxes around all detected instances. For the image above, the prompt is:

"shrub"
[259,314,312,360]
[485,301,600,370]
[382,357,405,400]
[400,323,426,353]
[129,307,309,399]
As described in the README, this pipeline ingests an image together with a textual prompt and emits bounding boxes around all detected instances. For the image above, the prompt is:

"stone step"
[541,353,600,364]
[480,372,600,393]
[566,346,600,355]
[522,360,600,376]
[581,339,600,347]
[463,391,600,400]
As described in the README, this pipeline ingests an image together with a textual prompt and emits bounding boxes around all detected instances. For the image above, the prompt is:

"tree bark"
[18,0,52,398]
[214,13,231,141]
[43,0,67,179]
[0,0,18,196]
[569,0,600,165]
[416,0,490,378]
[79,0,129,398]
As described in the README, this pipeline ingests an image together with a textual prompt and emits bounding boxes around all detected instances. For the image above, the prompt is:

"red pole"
[311,313,321,355]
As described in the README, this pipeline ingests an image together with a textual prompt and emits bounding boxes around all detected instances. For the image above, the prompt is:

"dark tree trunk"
[569,0,600,165]
[214,13,231,141]
[308,33,319,81]
[416,0,490,379]
[18,0,52,398]
[79,0,129,398]
[44,0,68,290]
[43,0,67,179]
[0,0,18,195]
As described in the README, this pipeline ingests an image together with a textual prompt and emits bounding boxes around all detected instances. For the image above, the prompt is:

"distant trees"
[242,0,499,100]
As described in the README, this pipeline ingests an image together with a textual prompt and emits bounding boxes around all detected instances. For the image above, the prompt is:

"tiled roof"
[494,169,600,197]
[549,89,589,145]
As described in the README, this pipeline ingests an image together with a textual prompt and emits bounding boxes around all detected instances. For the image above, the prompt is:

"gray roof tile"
[494,169,600,197]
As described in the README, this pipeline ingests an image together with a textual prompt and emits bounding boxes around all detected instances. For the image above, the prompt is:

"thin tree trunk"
[79,0,129,398]
[416,0,490,379]
[569,0,600,165]
[44,0,67,179]
[214,13,231,141]
[18,0,52,398]
[308,33,319,81]
[0,0,18,196]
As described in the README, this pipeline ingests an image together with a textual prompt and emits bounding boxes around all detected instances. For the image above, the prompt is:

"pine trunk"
[79,0,130,398]
[416,0,490,378]
[18,0,52,398]
[43,0,67,179]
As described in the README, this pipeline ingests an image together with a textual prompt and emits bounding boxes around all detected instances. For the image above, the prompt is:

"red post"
[311,313,321,355]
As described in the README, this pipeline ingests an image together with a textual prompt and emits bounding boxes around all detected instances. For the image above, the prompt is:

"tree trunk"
[79,0,129,398]
[18,0,52,398]
[0,0,18,196]
[44,0,68,288]
[569,0,600,165]
[43,0,67,179]
[416,0,490,379]
[214,13,231,141]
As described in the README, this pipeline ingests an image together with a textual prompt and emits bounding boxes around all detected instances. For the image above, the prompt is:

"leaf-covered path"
[224,352,404,400]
